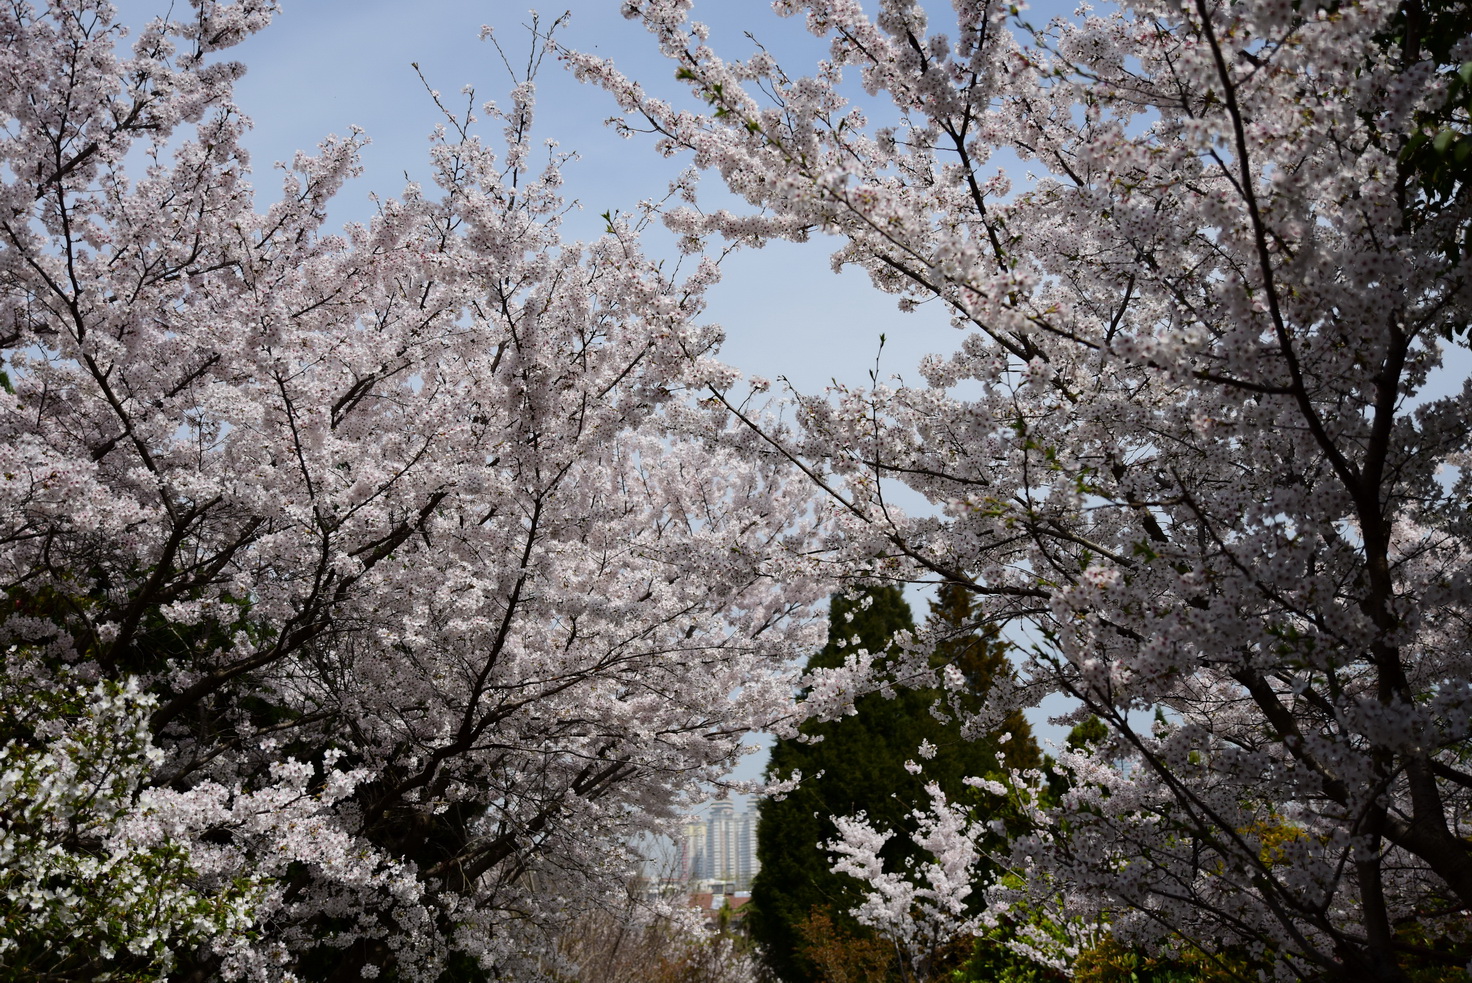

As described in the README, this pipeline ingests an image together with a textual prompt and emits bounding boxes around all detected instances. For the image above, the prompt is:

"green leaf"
[1401,130,1429,161]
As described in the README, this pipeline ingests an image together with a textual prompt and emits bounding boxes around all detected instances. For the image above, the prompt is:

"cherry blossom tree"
[0,1,828,977]
[577,0,1472,978]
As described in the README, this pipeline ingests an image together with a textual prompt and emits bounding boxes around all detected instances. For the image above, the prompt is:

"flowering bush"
[1,675,261,978]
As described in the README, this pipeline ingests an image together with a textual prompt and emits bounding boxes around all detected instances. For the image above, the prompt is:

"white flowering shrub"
[0,672,261,979]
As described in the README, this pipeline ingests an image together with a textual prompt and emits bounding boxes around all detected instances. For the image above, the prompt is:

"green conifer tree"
[748,584,1040,982]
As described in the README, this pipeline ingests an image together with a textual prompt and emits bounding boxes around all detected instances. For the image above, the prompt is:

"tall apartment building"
[678,800,759,890]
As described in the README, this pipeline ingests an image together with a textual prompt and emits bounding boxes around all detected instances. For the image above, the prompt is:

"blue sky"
[109,0,999,393]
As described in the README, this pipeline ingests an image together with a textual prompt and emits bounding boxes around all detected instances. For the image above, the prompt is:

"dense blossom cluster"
[0,1,829,976]
[580,0,1472,977]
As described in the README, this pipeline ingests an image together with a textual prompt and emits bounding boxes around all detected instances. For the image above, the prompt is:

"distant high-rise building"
[678,800,759,890]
